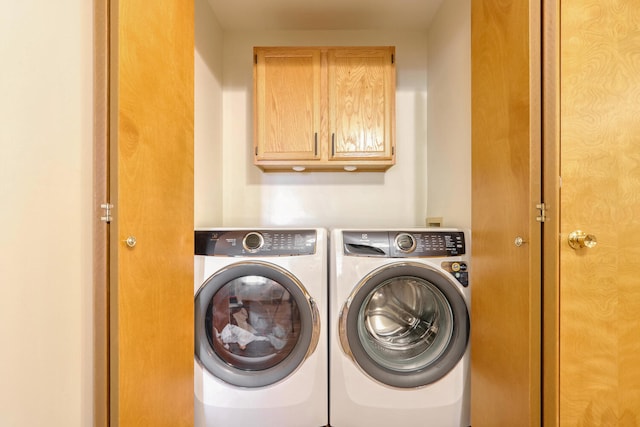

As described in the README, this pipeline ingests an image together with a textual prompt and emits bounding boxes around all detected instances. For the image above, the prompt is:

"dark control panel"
[343,230,466,258]
[195,229,317,256]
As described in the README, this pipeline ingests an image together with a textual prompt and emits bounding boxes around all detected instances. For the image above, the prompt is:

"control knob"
[395,233,417,253]
[243,232,264,252]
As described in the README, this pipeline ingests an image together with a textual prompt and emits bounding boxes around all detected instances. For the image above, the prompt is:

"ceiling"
[206,0,445,31]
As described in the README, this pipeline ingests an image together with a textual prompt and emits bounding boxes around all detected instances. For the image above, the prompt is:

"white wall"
[219,31,430,229]
[195,0,224,227]
[426,0,472,229]
[0,2,93,426]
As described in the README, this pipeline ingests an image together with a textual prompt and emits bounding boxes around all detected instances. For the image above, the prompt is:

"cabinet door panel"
[254,48,321,161]
[328,48,395,160]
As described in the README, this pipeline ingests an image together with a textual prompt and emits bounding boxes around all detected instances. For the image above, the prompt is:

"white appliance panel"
[194,228,328,427]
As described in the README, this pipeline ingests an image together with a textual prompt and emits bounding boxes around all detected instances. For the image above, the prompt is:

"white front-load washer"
[194,228,328,427]
[330,228,470,427]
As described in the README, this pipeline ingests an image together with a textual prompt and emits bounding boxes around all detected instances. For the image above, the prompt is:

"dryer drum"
[363,276,453,360]
[340,262,469,388]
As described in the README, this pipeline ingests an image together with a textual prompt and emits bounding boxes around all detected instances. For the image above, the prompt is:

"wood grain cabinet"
[253,46,396,172]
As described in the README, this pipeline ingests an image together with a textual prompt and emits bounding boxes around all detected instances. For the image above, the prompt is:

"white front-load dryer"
[194,228,328,427]
[330,228,470,427]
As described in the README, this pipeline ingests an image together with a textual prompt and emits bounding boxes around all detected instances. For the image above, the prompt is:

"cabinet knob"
[125,236,137,248]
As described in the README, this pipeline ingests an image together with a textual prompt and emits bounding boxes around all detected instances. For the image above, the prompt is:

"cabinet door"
[254,47,321,161]
[328,47,395,161]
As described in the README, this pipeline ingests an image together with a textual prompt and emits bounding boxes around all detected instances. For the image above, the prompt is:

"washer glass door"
[340,262,469,388]
[195,261,319,387]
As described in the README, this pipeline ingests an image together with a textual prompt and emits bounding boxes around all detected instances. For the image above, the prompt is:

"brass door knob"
[568,230,597,249]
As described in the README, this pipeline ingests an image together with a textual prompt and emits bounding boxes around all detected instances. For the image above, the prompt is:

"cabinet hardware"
[125,236,137,248]
[331,133,335,156]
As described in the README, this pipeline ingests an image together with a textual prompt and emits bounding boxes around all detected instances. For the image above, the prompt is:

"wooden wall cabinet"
[253,46,396,172]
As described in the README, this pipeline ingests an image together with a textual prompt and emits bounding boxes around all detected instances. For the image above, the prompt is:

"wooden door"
[470,1,542,425]
[109,0,194,425]
[557,0,640,423]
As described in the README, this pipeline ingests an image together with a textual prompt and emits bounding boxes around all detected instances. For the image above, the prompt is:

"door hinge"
[536,203,546,223]
[100,203,113,223]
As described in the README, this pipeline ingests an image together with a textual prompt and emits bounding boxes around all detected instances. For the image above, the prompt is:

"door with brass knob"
[556,0,640,422]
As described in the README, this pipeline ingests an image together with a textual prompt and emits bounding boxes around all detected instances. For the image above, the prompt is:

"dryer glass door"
[206,275,300,370]
[195,261,319,387]
[340,262,469,388]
